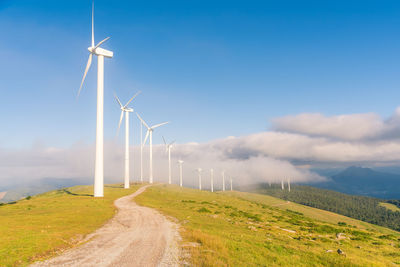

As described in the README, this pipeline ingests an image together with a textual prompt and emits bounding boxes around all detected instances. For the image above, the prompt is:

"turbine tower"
[196,168,202,190]
[178,160,184,187]
[281,179,285,190]
[230,177,233,191]
[140,120,143,183]
[288,178,291,192]
[78,1,113,197]
[136,114,169,183]
[222,170,226,191]
[115,91,140,189]
[163,136,175,184]
[210,169,214,192]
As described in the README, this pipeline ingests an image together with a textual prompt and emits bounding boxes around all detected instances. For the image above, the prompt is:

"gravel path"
[31,185,181,267]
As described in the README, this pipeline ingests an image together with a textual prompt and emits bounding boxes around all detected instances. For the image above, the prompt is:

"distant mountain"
[313,166,400,199]
[0,178,88,203]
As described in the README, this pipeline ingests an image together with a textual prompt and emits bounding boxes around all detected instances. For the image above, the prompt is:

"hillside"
[2,184,400,266]
[249,184,400,232]
[136,185,400,266]
[313,166,400,199]
[0,184,140,266]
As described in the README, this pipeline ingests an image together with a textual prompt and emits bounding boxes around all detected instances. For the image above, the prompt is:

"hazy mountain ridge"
[313,166,400,199]
[0,178,89,203]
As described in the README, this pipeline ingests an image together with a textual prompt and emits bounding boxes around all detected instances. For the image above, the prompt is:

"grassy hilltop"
[1,184,400,266]
[136,185,400,266]
[0,184,140,266]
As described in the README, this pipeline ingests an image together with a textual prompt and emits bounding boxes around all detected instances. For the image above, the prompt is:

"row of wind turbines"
[77,1,235,197]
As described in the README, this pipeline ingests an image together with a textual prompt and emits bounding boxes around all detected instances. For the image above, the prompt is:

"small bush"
[285,209,304,216]
[378,234,395,240]
[313,225,338,234]
[198,207,211,213]
[338,222,347,226]
[239,211,262,222]
[25,196,32,200]
[182,200,196,203]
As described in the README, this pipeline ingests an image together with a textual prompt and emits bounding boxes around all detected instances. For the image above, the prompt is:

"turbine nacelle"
[136,113,169,145]
[121,107,134,112]
[88,46,113,58]
[115,91,141,136]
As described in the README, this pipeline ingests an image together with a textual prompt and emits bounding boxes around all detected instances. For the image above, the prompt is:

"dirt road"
[31,185,181,267]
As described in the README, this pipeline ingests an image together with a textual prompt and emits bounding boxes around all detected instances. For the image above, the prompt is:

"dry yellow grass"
[0,184,140,266]
[136,184,400,266]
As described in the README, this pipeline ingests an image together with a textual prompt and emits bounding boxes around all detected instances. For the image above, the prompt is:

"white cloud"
[272,112,385,141]
[4,107,400,189]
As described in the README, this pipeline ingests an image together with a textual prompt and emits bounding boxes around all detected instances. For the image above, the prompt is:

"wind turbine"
[281,179,285,190]
[287,178,291,192]
[210,169,214,192]
[77,1,113,197]
[178,160,184,187]
[136,114,169,183]
[230,177,233,191]
[163,136,175,184]
[115,91,140,189]
[222,170,226,191]
[196,168,202,190]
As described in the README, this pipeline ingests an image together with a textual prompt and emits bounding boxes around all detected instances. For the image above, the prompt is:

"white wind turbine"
[210,169,214,192]
[115,91,140,189]
[222,170,226,191]
[77,1,113,197]
[230,177,233,191]
[287,178,291,192]
[178,160,184,187]
[163,136,175,184]
[136,114,169,183]
[281,179,285,190]
[196,168,202,190]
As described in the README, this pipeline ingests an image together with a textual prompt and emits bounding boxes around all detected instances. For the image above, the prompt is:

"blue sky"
[1,0,400,148]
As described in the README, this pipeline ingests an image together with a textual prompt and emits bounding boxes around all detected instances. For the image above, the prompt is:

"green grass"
[136,185,400,266]
[0,184,140,266]
[231,191,399,234]
[379,202,400,212]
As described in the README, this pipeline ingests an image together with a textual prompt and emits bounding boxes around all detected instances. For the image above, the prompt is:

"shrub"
[198,207,211,213]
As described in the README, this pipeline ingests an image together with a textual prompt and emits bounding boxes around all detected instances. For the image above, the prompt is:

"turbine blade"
[114,93,123,108]
[117,111,124,136]
[151,121,169,129]
[169,140,175,146]
[91,0,94,47]
[94,37,110,49]
[143,130,150,144]
[162,136,166,145]
[124,90,141,108]
[136,113,150,129]
[77,53,92,98]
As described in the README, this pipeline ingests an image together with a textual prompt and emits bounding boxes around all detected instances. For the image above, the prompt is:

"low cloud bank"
[0,141,324,190]
[3,107,400,189]
[272,107,400,141]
